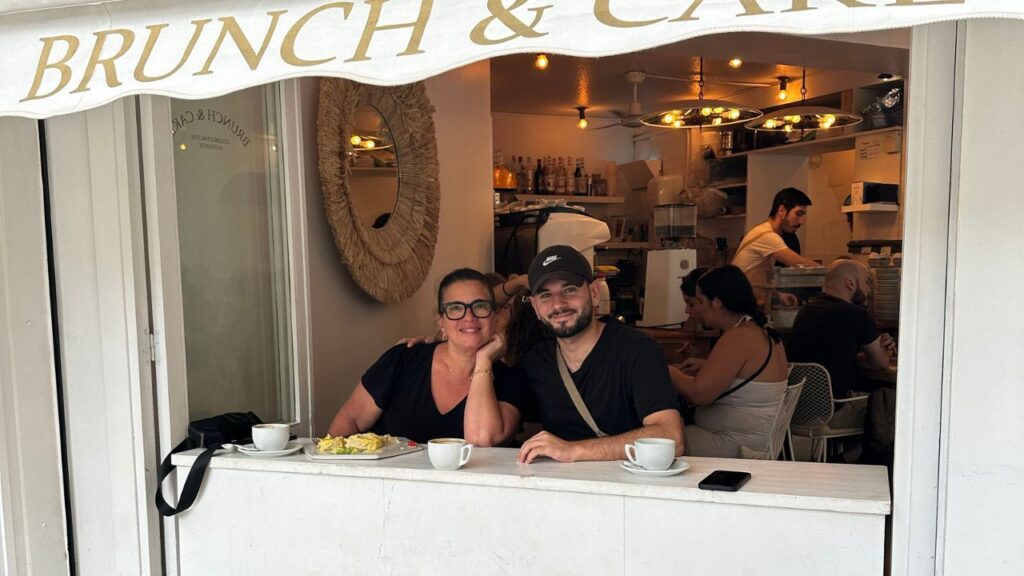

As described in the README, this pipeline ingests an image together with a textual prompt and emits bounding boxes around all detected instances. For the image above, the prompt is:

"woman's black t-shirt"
[361,343,529,444]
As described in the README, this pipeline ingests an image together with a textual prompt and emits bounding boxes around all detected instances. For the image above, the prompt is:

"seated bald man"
[784,259,896,428]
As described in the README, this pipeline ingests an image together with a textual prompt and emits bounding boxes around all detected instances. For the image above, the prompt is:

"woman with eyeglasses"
[327,268,527,445]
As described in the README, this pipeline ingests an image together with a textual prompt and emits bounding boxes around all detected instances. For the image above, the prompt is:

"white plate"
[303,437,424,460]
[236,442,303,458]
[619,458,690,477]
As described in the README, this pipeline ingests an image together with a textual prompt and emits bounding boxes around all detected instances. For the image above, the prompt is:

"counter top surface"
[173,443,890,515]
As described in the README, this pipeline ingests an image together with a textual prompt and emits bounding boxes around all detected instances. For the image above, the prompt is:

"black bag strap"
[154,439,217,517]
[716,330,774,401]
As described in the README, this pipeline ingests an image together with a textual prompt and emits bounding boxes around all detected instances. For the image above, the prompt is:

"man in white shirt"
[733,188,820,304]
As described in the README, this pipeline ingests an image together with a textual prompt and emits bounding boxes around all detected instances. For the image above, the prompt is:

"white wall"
[492,112,634,186]
[307,62,495,434]
[939,18,1024,575]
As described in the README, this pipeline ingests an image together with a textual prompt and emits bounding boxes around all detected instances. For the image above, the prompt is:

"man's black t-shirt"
[784,294,879,398]
[515,321,680,441]
[362,343,530,444]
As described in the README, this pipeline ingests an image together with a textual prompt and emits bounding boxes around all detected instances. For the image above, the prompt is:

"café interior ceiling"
[0,0,1019,119]
[490,31,910,119]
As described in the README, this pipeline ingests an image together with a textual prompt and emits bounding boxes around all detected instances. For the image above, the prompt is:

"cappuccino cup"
[252,423,290,451]
[428,438,473,471]
[624,438,676,471]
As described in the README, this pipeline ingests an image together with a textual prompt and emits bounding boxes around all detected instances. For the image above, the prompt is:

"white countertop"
[173,443,890,516]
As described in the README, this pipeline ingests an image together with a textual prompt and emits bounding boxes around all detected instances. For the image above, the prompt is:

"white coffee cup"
[252,423,290,451]
[427,438,473,471]
[624,438,676,471]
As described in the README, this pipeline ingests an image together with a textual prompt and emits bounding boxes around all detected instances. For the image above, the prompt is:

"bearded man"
[514,245,683,464]
[785,259,896,406]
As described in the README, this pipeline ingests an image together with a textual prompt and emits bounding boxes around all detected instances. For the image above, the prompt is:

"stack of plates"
[872,267,901,323]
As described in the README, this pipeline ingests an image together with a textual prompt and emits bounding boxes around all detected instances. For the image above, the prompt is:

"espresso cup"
[624,438,676,471]
[252,423,290,451]
[428,438,473,471]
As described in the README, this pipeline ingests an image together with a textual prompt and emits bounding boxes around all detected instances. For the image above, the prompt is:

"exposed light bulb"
[534,54,549,70]
[673,120,683,128]
[179,143,187,151]
[712,117,723,126]
[729,58,743,69]
[784,124,793,133]
[662,113,676,124]
[363,139,376,149]
[728,109,741,120]
[712,107,725,114]
[577,118,588,129]
[700,107,712,117]
[777,77,789,101]
[350,135,362,146]
[764,119,777,129]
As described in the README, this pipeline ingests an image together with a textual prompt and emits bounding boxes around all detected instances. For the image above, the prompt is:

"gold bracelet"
[471,368,494,379]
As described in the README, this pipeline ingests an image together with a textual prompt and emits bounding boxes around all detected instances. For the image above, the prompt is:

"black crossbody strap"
[556,345,607,438]
[154,440,217,517]
[716,332,773,401]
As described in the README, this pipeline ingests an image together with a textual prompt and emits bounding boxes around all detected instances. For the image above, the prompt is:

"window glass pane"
[170,84,293,422]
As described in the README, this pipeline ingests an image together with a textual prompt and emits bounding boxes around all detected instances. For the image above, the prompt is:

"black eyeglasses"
[440,299,495,320]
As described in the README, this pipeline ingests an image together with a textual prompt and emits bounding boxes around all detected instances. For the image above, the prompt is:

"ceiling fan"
[591,69,773,130]
[592,70,647,130]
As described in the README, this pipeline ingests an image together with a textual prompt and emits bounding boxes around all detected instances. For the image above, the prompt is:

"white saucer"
[237,442,302,458]
[619,458,690,477]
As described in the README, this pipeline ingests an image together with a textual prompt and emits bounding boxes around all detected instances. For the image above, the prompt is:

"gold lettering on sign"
[21,35,80,102]
[196,10,288,76]
[282,2,354,66]
[471,0,551,44]
[888,0,964,5]
[594,0,665,28]
[783,0,872,11]
[346,0,434,62]
[134,20,212,82]
[669,0,770,22]
[70,29,135,94]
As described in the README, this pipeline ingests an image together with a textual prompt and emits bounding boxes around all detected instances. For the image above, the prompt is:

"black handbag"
[154,411,262,517]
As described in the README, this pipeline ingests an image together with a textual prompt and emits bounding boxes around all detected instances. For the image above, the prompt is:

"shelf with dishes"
[719,126,903,158]
[841,202,899,213]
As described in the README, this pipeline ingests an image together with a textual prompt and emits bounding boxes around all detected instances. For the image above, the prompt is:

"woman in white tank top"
[669,266,789,458]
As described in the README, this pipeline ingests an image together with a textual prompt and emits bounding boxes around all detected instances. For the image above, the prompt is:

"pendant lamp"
[641,58,761,129]
[744,68,861,133]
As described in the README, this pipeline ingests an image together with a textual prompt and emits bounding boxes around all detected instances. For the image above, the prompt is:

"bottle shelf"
[517,194,625,204]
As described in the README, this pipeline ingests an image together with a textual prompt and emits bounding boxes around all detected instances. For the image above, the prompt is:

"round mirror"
[317,79,440,303]
[347,104,399,229]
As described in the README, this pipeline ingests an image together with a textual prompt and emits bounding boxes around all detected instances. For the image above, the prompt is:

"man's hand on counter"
[518,431,578,464]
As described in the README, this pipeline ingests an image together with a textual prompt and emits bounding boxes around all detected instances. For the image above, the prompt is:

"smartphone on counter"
[698,470,752,492]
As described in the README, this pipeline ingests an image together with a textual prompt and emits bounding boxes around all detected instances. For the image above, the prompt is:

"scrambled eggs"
[317,433,397,454]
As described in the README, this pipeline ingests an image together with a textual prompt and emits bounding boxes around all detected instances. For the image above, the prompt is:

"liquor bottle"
[525,156,534,194]
[555,157,567,195]
[545,156,556,194]
[515,156,527,195]
[566,157,576,195]
[573,158,584,195]
[534,157,543,195]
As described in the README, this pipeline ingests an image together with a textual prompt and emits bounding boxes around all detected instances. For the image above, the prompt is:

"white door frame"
[0,118,71,575]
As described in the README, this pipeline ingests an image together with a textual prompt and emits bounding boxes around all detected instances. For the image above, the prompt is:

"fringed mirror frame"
[317,78,440,303]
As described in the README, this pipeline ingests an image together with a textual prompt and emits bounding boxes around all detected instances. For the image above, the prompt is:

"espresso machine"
[638,181,698,327]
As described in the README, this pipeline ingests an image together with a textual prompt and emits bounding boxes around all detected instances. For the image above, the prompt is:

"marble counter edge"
[171,449,890,516]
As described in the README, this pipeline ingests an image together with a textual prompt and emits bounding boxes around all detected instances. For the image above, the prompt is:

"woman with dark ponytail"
[670,265,790,458]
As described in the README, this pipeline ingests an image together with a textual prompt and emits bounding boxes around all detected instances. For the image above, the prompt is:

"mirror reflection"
[347,104,399,229]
